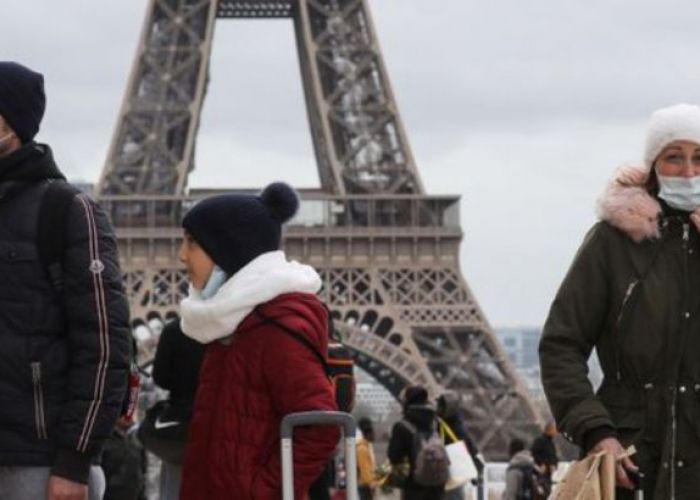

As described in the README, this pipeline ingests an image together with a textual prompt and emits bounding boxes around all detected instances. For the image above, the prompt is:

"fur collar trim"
[180,251,322,344]
[596,164,663,242]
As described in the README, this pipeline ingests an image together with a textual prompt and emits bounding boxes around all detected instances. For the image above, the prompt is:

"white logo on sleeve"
[89,259,105,274]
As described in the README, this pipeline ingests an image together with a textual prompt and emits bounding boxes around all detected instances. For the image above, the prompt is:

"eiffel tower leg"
[98,0,218,196]
[294,0,424,195]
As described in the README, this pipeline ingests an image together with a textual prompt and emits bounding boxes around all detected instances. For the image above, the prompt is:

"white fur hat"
[644,103,700,169]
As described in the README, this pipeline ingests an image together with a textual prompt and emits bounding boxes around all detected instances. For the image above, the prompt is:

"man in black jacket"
[0,62,131,500]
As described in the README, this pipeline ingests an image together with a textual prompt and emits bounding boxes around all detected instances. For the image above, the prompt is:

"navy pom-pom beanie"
[182,182,300,276]
[0,62,46,143]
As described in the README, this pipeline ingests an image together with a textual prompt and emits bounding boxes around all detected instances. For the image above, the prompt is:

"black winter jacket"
[152,319,205,423]
[0,143,131,483]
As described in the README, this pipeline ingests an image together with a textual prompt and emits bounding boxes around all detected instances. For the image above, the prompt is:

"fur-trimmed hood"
[596,164,662,242]
[596,164,700,242]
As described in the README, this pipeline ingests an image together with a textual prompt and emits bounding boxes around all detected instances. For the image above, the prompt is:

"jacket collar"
[0,142,65,184]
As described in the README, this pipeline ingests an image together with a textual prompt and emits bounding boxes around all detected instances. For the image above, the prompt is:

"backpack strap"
[397,419,422,462]
[398,419,417,435]
[253,306,331,377]
[37,180,80,293]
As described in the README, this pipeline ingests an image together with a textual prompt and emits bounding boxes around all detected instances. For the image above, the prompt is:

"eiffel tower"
[95,0,542,458]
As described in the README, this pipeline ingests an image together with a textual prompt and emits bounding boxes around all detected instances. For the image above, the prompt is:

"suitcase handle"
[281,411,358,500]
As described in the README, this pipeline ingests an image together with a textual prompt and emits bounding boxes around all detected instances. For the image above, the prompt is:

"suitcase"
[280,411,358,500]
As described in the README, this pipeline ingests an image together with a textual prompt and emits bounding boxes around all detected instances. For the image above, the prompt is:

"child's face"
[179,231,215,290]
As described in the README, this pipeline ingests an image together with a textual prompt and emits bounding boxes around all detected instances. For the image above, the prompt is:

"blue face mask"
[658,174,700,211]
[199,266,228,300]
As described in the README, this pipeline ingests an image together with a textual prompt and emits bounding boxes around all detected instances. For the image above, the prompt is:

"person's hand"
[590,437,638,490]
[47,475,88,500]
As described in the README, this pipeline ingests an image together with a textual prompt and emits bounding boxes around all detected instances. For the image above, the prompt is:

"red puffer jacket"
[180,292,340,500]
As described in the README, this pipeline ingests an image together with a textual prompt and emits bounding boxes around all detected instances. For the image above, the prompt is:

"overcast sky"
[4,1,700,327]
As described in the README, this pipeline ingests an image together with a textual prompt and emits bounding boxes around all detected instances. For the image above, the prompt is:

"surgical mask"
[658,174,700,211]
[199,266,228,300]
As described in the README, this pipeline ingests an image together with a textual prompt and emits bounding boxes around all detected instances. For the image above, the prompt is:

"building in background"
[496,327,543,398]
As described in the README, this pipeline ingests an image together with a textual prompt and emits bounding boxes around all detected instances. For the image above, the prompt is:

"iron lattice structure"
[97,0,541,458]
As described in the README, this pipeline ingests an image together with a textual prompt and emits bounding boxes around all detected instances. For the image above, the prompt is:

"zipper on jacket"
[670,223,691,498]
[30,362,48,440]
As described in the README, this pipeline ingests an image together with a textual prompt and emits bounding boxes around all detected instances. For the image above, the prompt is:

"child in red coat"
[177,182,339,499]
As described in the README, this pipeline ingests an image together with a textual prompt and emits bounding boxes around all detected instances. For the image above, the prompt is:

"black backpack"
[37,180,140,422]
[254,305,355,413]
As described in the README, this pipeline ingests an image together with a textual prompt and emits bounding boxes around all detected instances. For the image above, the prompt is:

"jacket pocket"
[30,362,48,440]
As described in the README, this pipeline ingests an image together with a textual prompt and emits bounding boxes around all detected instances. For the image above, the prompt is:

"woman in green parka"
[540,103,700,499]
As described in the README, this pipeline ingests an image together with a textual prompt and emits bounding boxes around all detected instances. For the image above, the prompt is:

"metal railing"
[97,194,461,231]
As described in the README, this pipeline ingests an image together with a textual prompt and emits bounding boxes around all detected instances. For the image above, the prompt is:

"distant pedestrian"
[540,103,700,498]
[357,417,378,500]
[149,318,205,499]
[502,439,539,500]
[530,422,557,496]
[177,183,339,500]
[388,386,446,500]
[437,392,483,500]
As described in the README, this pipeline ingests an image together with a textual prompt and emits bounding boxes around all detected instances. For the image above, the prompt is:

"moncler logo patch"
[89,259,105,274]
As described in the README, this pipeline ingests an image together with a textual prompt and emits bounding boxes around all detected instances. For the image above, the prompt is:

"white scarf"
[180,251,322,344]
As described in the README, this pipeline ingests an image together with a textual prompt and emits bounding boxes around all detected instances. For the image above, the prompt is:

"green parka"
[540,166,700,499]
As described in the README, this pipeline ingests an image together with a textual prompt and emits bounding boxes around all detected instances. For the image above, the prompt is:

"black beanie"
[0,62,46,143]
[182,182,300,276]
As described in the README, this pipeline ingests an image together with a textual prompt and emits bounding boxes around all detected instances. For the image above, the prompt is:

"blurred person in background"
[437,391,484,500]
[502,439,536,500]
[530,422,558,496]
[388,386,446,500]
[149,318,205,499]
[357,417,378,500]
